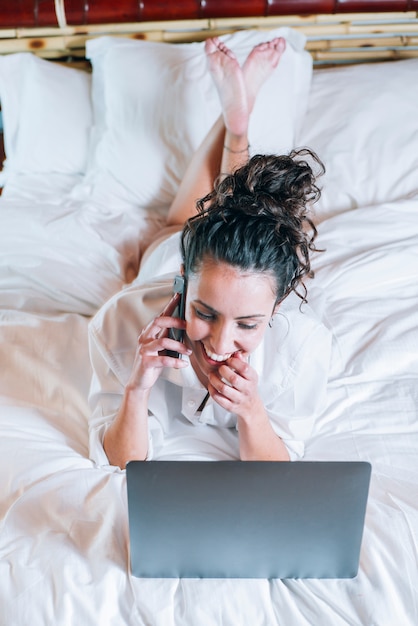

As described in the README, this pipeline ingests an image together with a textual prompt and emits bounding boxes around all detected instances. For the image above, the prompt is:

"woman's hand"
[126,293,191,392]
[206,352,264,420]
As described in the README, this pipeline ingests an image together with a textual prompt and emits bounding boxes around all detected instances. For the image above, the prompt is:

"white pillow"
[73,28,312,210]
[0,54,27,173]
[297,58,418,221]
[0,53,92,197]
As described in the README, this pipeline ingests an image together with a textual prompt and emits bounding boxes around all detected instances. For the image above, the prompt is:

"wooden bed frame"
[0,1,417,67]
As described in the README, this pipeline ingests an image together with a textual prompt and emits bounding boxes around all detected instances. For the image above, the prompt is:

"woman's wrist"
[237,405,290,461]
[120,385,151,428]
[124,383,151,402]
[236,398,267,428]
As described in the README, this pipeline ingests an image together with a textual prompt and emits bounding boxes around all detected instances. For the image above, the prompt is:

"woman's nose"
[211,322,234,356]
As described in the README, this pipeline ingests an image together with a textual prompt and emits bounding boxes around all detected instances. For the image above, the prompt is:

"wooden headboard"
[1,1,418,27]
[0,1,417,67]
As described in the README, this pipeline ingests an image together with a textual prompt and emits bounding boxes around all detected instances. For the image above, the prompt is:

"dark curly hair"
[180,148,325,304]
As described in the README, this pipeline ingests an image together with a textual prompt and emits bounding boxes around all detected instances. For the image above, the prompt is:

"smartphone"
[165,275,186,359]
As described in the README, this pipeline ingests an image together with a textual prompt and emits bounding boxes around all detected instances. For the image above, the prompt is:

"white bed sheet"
[0,196,165,315]
[0,192,417,624]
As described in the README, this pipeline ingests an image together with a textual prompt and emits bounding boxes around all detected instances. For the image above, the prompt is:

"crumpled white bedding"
[0,197,164,315]
[0,193,417,625]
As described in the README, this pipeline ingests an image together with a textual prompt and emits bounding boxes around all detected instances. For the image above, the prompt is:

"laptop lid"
[126,460,371,579]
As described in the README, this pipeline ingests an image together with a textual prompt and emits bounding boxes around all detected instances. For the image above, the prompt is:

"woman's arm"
[236,406,290,462]
[102,293,191,469]
[207,354,290,461]
[103,386,150,468]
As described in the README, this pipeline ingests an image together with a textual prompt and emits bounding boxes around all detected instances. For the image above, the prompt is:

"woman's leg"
[165,36,286,227]
[166,38,248,227]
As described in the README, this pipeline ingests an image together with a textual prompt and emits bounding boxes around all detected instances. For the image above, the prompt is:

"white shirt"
[88,232,331,465]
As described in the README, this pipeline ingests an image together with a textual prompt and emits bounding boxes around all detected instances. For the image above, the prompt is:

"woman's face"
[184,258,277,385]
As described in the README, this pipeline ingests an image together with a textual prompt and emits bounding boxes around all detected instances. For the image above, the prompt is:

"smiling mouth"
[201,343,234,364]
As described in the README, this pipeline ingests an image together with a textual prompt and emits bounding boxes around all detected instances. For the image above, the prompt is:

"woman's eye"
[238,322,258,330]
[194,308,214,321]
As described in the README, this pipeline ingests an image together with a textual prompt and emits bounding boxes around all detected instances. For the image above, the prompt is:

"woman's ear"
[180,263,185,277]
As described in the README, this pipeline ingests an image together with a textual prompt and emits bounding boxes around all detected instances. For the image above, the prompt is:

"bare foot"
[243,37,286,112]
[205,37,249,137]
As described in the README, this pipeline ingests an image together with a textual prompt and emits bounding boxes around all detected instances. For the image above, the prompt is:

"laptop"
[126,460,371,579]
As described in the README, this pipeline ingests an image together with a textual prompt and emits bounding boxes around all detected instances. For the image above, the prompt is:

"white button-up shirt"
[88,232,332,465]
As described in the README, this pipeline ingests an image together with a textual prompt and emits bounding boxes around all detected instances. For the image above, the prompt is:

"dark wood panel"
[268,0,335,15]
[140,0,199,21]
[335,0,413,11]
[198,0,265,19]
[0,0,57,27]
[64,0,138,25]
[0,0,416,28]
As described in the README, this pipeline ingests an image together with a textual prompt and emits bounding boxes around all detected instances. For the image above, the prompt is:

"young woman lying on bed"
[88,37,332,469]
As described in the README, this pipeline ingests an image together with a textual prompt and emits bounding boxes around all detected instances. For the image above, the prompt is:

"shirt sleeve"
[265,320,332,461]
[87,277,174,467]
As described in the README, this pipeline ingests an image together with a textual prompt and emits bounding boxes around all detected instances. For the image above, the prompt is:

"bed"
[0,2,417,624]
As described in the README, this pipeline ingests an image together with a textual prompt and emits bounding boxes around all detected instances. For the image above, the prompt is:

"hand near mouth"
[206,351,262,420]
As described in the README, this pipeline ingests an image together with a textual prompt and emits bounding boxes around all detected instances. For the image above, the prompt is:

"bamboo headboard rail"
[0,12,418,66]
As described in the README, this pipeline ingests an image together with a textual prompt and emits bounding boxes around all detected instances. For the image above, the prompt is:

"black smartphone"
[165,275,186,359]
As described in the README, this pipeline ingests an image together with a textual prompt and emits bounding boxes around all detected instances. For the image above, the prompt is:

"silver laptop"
[126,460,371,579]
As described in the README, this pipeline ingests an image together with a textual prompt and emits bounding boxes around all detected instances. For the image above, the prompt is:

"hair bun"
[214,149,324,224]
[186,148,325,304]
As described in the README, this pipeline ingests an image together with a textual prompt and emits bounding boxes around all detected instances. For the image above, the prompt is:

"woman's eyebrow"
[193,299,267,320]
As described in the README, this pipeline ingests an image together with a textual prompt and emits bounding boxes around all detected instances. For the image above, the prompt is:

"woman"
[88,37,331,469]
